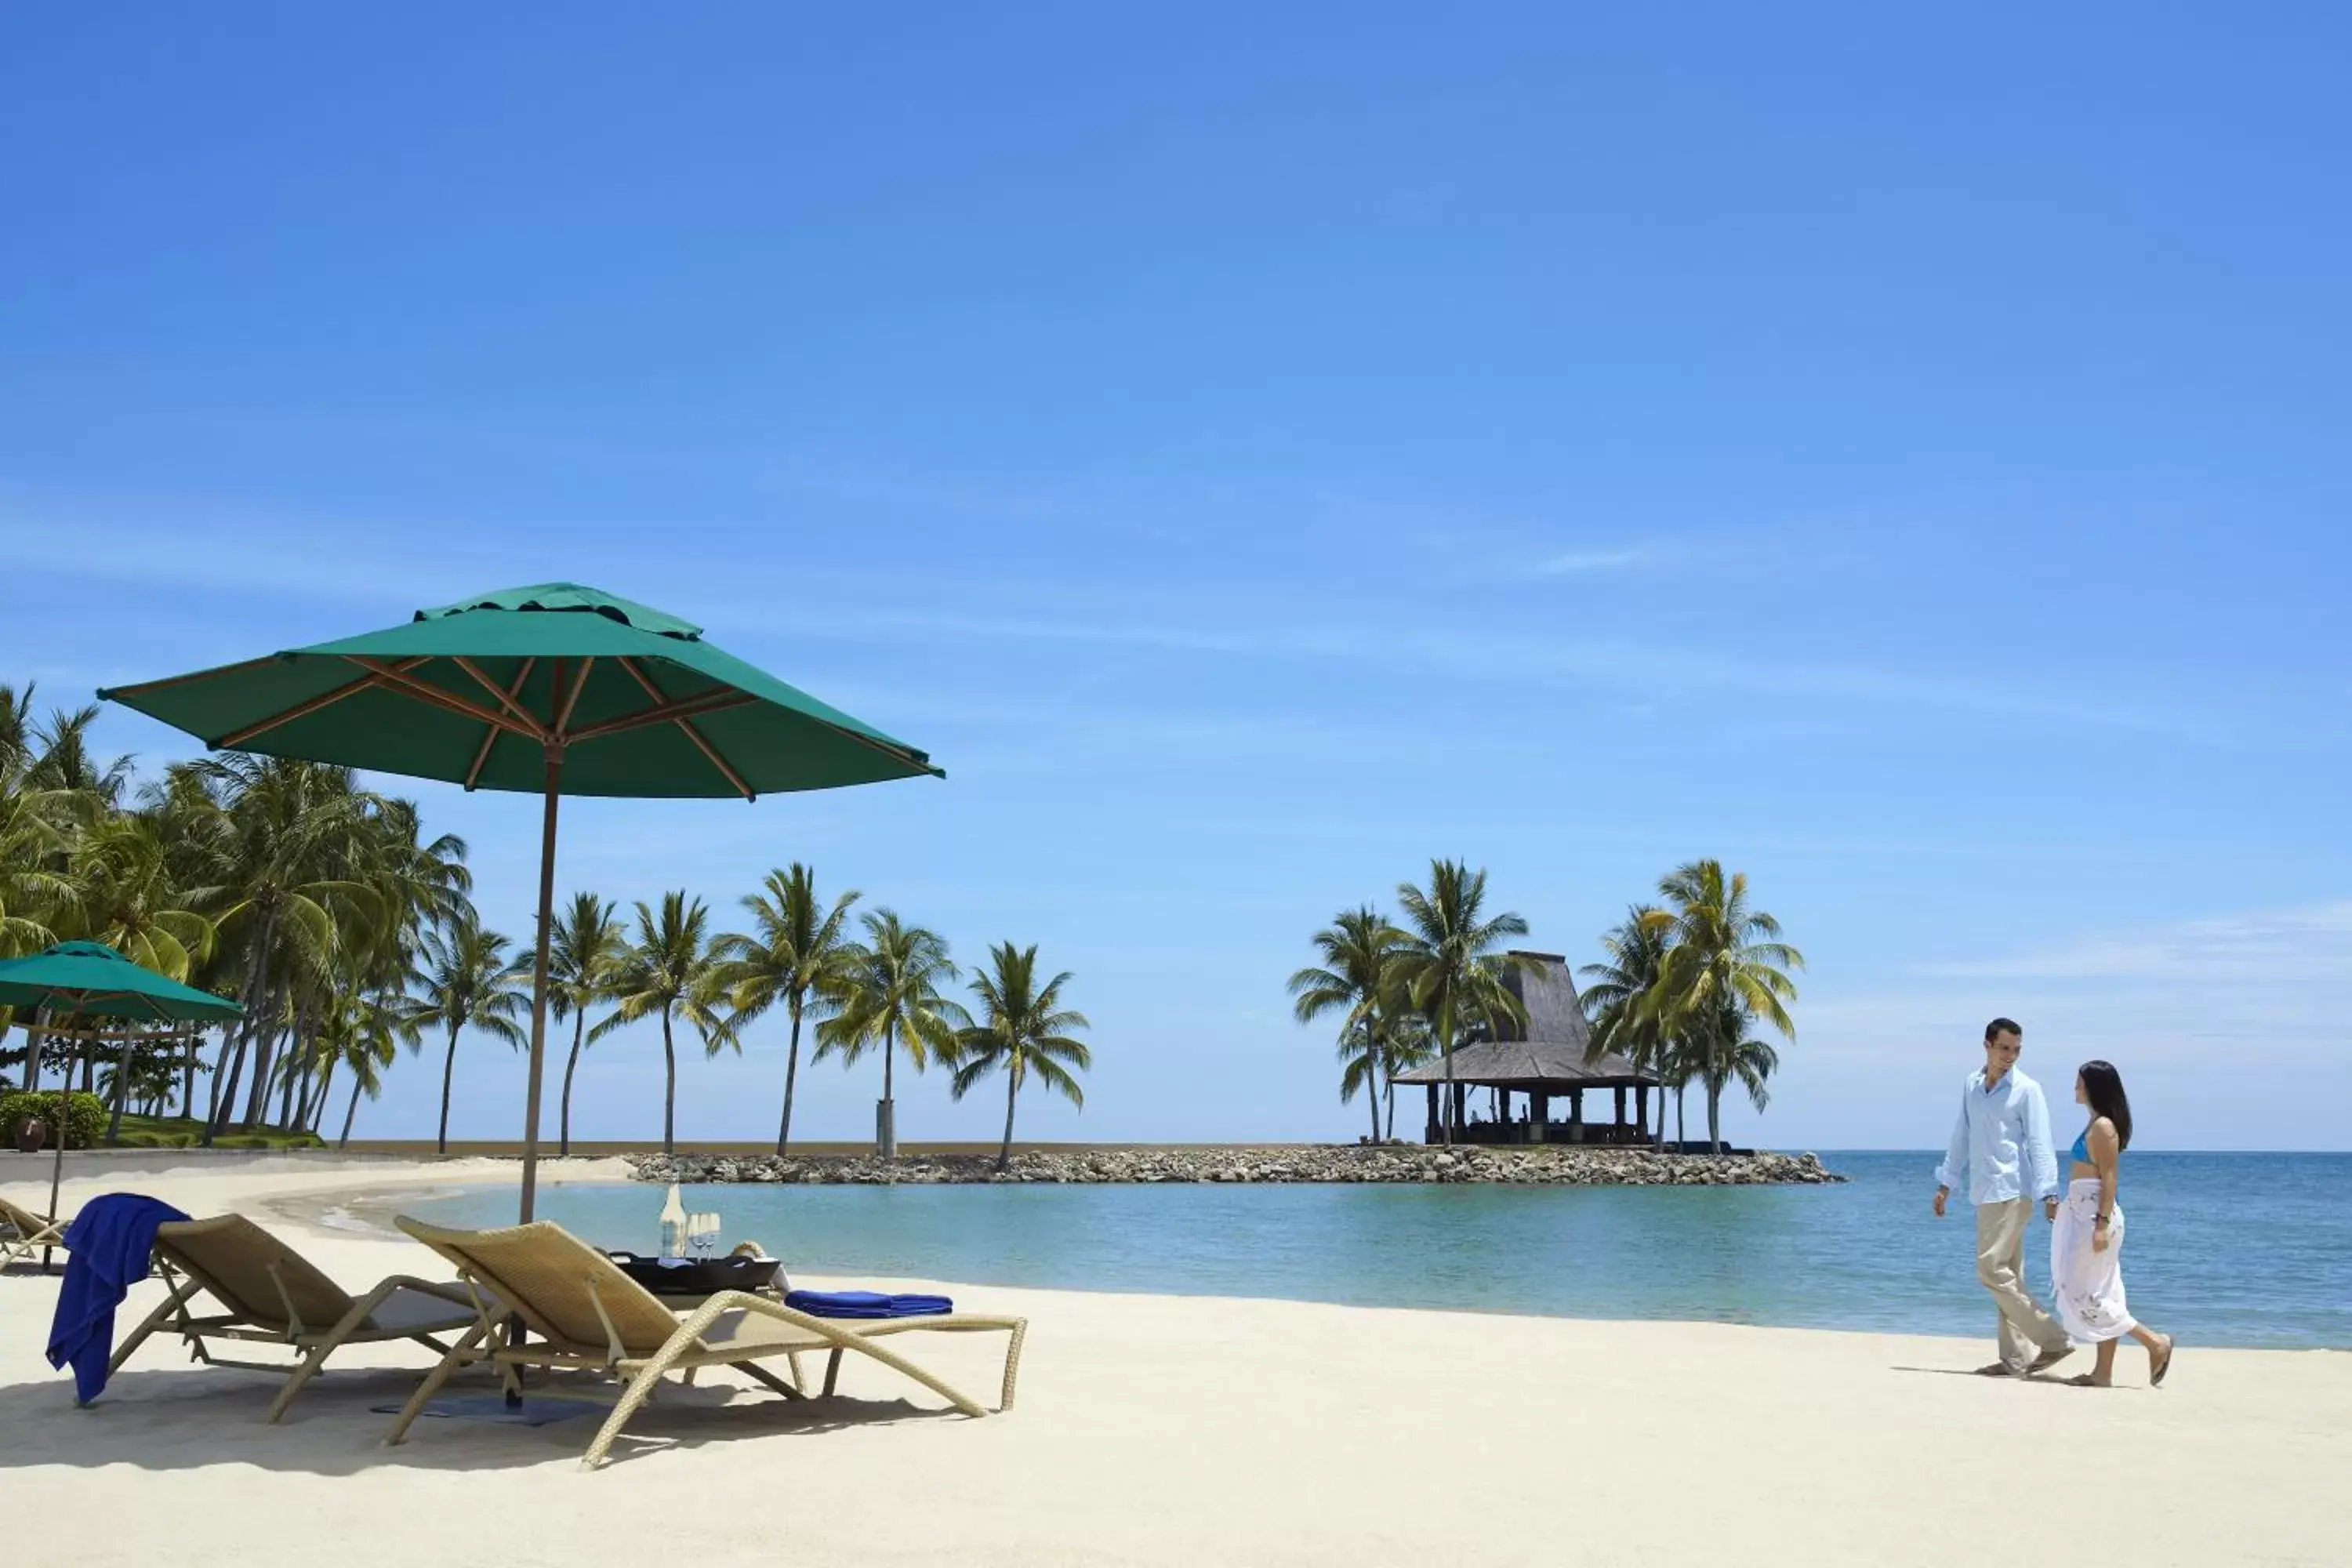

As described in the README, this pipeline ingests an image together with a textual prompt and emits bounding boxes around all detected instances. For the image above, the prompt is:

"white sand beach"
[3,1158,2345,1568]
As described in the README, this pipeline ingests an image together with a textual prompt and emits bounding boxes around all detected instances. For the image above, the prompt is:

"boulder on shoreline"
[624,1145,1846,1188]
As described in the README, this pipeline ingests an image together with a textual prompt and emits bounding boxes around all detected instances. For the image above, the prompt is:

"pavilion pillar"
[1635,1084,1650,1144]
[1569,1087,1584,1143]
[1613,1086,1626,1130]
[1531,1092,1548,1144]
[1425,1084,1439,1143]
[1451,1082,1466,1138]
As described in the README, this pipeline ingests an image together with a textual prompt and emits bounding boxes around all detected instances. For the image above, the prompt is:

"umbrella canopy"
[0,941,243,1236]
[0,940,244,1023]
[99,583,941,1221]
[98,582,940,797]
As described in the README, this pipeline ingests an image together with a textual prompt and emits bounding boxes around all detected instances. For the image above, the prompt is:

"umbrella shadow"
[0,1363,964,1476]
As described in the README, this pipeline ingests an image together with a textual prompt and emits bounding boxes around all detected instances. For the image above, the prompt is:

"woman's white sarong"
[2051,1178,2137,1344]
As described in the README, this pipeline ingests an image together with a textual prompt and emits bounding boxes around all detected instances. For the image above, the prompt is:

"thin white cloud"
[1529,547,1650,575]
[0,495,2205,739]
[1916,902,2352,983]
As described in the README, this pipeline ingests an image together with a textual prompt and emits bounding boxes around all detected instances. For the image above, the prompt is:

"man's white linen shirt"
[1935,1067,2060,1206]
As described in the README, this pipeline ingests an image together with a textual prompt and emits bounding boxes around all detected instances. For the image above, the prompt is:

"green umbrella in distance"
[100,583,942,1218]
[0,940,245,1246]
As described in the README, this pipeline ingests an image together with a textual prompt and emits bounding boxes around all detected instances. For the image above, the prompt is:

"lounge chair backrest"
[394,1217,684,1356]
[1,1197,49,1236]
[153,1216,358,1334]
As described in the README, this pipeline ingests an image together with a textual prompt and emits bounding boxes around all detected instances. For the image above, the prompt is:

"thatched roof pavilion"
[1391,952,1659,1145]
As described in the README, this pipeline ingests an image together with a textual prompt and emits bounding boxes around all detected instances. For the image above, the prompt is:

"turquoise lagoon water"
[403,1152,2352,1350]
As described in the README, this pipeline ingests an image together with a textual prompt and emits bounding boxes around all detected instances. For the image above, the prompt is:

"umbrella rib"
[553,657,595,737]
[212,657,434,750]
[346,658,545,740]
[563,688,755,743]
[615,657,756,800]
[452,656,548,733]
[463,658,538,790]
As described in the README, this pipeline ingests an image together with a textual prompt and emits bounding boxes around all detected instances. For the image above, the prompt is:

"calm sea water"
[402,1152,2352,1350]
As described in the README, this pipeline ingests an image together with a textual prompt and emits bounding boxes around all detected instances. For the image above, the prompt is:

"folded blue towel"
[784,1290,953,1319]
[49,1193,190,1404]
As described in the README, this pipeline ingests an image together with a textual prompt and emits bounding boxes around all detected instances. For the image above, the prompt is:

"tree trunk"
[1441,1030,1456,1147]
[880,1018,896,1159]
[1708,1080,1723,1153]
[277,1033,300,1130]
[1383,1075,1396,1142]
[560,1009,586,1156]
[307,1056,335,1136]
[181,1032,200,1120]
[103,1030,139,1145]
[1366,1029,1381,1143]
[1676,1087,1686,1149]
[660,1010,677,1156]
[996,1058,1019,1174]
[210,916,276,1142]
[437,1020,460,1155]
[775,998,804,1156]
[338,1072,365,1148]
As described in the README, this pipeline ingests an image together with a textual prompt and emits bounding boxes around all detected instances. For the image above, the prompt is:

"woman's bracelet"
[2094,1213,2111,1225]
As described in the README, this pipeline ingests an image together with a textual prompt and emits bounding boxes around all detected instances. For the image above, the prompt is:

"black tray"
[604,1251,782,1297]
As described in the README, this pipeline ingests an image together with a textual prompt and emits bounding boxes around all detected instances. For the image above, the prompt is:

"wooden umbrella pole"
[516,746,563,1225]
[44,1011,80,1272]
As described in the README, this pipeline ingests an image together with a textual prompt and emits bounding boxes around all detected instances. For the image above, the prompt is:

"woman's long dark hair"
[2078,1060,2133,1152]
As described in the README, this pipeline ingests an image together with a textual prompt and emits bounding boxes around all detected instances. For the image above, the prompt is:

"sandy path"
[2,1160,2344,1568]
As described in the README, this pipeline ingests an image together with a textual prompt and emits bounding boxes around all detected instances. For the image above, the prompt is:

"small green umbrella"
[100,583,942,1219]
[0,940,244,1249]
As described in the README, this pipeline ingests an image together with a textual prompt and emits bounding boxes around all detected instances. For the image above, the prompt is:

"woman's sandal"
[2149,1337,2174,1388]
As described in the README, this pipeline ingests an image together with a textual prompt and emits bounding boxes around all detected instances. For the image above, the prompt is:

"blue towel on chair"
[48,1193,189,1404]
[785,1290,953,1319]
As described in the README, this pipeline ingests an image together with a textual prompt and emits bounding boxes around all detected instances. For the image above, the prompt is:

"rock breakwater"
[626,1145,1845,1187]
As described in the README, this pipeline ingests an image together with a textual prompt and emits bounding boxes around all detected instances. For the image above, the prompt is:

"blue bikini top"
[2070,1128,2091,1164]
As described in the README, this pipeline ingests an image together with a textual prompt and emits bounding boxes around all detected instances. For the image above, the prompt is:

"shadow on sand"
[0,1363,956,1473]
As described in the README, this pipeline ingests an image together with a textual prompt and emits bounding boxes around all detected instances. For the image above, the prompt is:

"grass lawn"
[112,1113,325,1150]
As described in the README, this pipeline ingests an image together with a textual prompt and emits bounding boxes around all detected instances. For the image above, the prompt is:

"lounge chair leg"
[106,1277,201,1381]
[385,1321,491,1446]
[822,1349,843,1398]
[265,1340,339,1424]
[581,1367,665,1471]
[739,1362,805,1401]
[998,1320,1028,1413]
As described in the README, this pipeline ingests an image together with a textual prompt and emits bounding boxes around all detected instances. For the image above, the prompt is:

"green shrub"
[0,1089,107,1149]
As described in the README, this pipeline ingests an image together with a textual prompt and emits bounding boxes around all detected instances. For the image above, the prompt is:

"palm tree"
[1396,859,1532,1145]
[1580,904,1675,1147]
[406,910,529,1155]
[1288,906,1412,1143]
[817,911,966,1157]
[606,891,728,1156]
[950,942,1091,1174]
[66,811,221,1142]
[710,865,861,1156]
[1647,859,1802,1152]
[197,757,376,1138]
[548,891,626,1155]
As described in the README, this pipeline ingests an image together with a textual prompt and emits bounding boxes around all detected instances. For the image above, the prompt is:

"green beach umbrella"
[0,940,244,1246]
[100,583,941,1218]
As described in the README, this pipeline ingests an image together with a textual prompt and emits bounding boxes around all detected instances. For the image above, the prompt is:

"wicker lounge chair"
[106,1214,482,1421]
[387,1216,1028,1468]
[0,1195,67,1270]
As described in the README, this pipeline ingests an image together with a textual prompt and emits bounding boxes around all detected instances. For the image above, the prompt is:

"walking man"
[1933,1018,2073,1377]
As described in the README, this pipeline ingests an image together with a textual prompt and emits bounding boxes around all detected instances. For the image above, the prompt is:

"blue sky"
[3,5,2346,1150]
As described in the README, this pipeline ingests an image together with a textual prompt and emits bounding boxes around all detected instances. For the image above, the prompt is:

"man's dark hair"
[1984,1017,2022,1043]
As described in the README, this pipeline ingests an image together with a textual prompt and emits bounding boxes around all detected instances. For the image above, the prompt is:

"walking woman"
[2053,1060,2176,1388]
